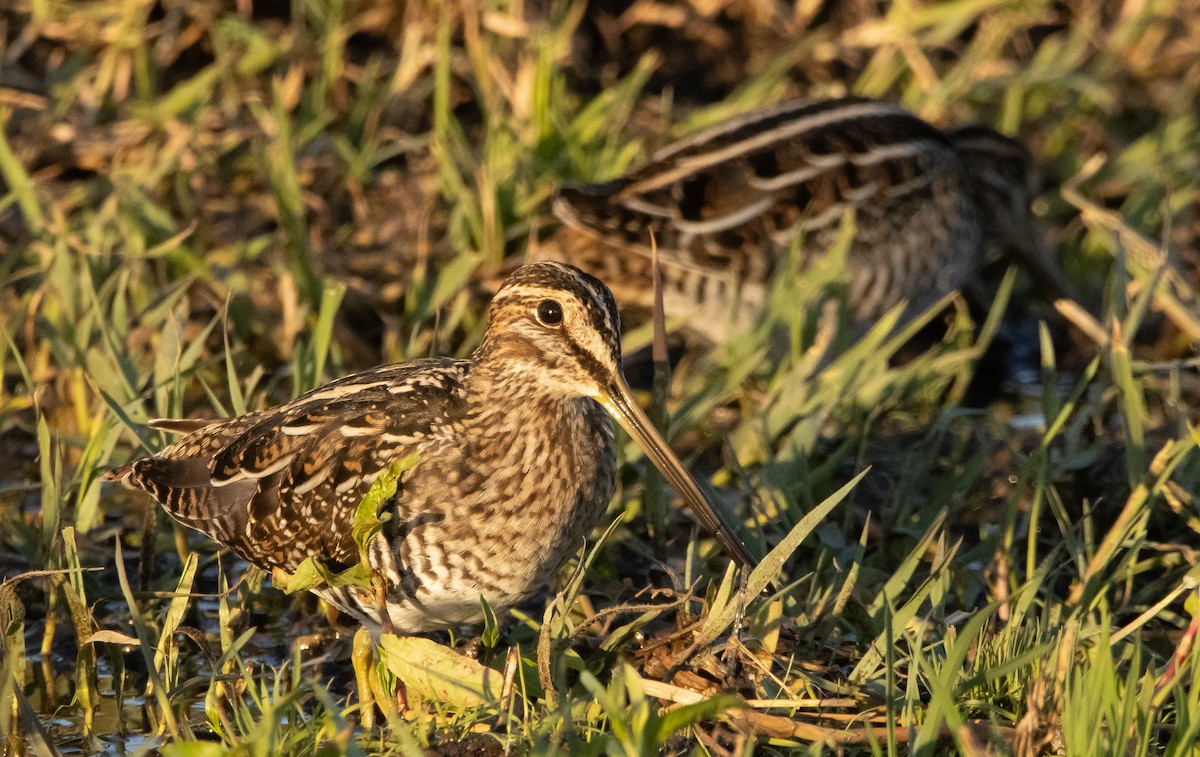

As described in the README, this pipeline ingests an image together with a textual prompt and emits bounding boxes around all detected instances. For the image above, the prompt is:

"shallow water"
[1,521,355,755]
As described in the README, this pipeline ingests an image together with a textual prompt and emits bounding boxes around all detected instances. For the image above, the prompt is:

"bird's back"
[551,97,1020,340]
[110,359,471,572]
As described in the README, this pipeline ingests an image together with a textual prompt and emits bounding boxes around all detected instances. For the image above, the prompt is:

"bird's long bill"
[598,372,758,570]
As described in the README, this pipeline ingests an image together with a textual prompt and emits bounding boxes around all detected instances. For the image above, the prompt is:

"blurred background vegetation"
[1,0,1199,754]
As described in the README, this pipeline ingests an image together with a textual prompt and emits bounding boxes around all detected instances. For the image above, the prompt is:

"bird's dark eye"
[536,299,563,326]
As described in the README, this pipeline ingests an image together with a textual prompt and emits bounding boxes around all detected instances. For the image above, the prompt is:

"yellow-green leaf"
[276,557,371,595]
[353,452,420,555]
[378,635,500,709]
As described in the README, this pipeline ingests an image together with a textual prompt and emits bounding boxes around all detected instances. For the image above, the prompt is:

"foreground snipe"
[106,262,756,634]
[552,97,1071,342]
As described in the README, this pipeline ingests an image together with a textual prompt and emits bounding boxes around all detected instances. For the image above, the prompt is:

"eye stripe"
[561,331,611,384]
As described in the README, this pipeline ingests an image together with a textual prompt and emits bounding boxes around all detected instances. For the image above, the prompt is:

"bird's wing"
[130,359,469,571]
[554,97,961,274]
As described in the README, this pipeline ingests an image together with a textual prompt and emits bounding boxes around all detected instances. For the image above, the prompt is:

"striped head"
[479,261,622,399]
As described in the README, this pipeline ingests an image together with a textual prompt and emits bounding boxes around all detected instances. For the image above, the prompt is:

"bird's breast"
[369,396,616,629]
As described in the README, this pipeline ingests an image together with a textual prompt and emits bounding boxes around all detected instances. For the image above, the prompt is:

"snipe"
[105,262,756,637]
[551,97,1072,342]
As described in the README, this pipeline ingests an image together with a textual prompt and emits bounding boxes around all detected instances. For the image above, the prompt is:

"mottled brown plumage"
[550,97,1072,342]
[105,262,755,635]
